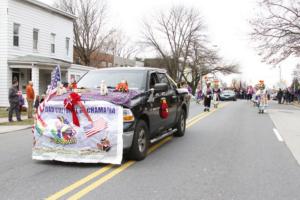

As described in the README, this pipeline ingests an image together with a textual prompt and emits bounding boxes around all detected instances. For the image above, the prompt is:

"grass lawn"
[0,108,27,118]
[0,118,34,126]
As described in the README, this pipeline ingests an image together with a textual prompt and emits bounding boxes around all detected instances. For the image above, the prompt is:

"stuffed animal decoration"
[97,137,111,152]
[56,82,67,96]
[159,98,169,119]
[100,80,108,96]
[116,80,129,92]
[69,77,77,90]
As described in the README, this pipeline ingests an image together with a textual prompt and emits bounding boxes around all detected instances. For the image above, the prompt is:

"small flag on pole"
[48,65,61,93]
[85,118,107,138]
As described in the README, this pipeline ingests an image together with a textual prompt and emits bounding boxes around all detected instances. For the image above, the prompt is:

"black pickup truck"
[77,67,190,161]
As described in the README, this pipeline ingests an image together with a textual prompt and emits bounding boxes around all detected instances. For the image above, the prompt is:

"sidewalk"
[293,102,300,108]
[0,125,31,134]
[0,116,31,134]
[268,102,300,165]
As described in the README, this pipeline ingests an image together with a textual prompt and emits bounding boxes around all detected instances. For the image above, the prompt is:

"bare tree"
[293,64,300,80]
[142,5,238,93]
[250,0,300,64]
[183,42,239,94]
[56,0,114,65]
[105,30,140,59]
[142,6,205,80]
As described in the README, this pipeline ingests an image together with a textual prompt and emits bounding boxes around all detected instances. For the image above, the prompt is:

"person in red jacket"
[26,81,35,118]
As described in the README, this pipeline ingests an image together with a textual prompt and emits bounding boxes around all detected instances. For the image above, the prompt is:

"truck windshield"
[77,70,147,90]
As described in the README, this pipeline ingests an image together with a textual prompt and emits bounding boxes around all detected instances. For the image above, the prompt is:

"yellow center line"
[67,137,173,200]
[46,102,229,200]
[46,164,113,200]
[186,103,228,128]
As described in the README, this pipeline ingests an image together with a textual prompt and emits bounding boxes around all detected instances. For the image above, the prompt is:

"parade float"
[32,66,139,164]
[32,65,191,164]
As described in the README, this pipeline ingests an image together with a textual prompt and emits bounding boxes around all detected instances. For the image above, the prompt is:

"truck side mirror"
[154,83,168,93]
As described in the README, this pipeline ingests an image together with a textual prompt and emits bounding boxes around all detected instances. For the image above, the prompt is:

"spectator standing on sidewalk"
[26,81,35,118]
[8,80,21,122]
[277,89,283,104]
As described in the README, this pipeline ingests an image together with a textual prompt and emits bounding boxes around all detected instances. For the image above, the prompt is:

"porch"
[8,55,70,96]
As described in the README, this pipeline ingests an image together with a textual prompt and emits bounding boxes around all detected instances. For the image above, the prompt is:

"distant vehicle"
[220,90,237,101]
[271,92,277,100]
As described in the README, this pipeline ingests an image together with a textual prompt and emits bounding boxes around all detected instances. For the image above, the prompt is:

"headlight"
[123,108,135,122]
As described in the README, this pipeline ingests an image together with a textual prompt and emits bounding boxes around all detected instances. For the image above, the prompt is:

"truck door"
[156,73,178,129]
[147,72,163,135]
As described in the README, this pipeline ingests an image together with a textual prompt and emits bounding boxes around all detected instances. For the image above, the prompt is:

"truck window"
[149,73,159,89]
[157,73,171,89]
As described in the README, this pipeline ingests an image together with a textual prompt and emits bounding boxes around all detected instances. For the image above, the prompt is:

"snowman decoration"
[56,81,67,96]
[99,80,108,95]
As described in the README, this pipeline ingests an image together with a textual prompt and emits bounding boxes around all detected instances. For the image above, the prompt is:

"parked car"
[220,90,237,101]
[77,67,191,160]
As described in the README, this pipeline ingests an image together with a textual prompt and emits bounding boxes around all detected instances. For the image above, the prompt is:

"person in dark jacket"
[277,89,283,104]
[203,82,212,112]
[8,80,21,122]
[34,95,40,113]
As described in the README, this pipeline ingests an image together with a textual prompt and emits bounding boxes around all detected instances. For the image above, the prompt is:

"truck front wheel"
[129,120,149,161]
[174,109,186,137]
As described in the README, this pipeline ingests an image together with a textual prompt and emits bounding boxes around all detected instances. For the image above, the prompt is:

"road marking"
[187,112,207,124]
[67,137,172,200]
[46,165,114,200]
[187,103,228,128]
[186,103,228,127]
[273,128,284,142]
[47,102,229,200]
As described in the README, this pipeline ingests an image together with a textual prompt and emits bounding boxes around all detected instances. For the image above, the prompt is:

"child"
[196,89,203,104]
[34,95,40,113]
[18,91,24,113]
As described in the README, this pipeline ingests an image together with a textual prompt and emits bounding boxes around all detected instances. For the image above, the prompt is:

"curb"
[293,103,300,108]
[0,125,32,134]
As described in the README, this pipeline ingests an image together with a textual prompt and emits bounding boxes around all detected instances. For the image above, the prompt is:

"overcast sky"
[43,0,297,88]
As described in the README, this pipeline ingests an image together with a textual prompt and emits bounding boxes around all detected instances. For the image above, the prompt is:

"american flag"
[35,65,61,127]
[49,65,61,92]
[85,118,107,138]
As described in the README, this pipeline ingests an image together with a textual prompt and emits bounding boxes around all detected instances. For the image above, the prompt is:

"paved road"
[1,100,300,200]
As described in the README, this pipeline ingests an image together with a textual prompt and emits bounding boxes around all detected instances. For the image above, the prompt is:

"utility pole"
[279,65,282,83]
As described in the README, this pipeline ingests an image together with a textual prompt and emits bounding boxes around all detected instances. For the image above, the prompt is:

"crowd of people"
[8,80,46,122]
[276,88,298,104]
[183,79,300,115]
[182,81,222,112]
[8,77,79,122]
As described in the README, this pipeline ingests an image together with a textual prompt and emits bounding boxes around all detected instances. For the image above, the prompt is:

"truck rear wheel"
[129,120,149,161]
[174,110,186,137]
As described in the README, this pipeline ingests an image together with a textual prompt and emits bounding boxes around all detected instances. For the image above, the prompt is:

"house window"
[66,37,70,56]
[51,33,56,53]
[13,23,20,47]
[33,29,39,50]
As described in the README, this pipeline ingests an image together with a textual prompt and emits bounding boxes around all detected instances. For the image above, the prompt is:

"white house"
[0,0,76,107]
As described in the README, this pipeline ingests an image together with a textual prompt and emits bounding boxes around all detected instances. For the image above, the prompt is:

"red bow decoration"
[159,98,169,119]
[64,92,92,127]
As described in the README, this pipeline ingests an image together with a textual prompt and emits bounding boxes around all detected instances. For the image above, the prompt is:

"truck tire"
[129,120,149,161]
[174,109,186,137]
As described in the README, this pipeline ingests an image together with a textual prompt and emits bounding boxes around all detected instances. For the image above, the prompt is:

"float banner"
[32,100,123,164]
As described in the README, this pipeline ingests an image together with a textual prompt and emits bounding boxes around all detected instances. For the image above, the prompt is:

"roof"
[92,66,167,73]
[20,0,76,20]
[8,55,71,67]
